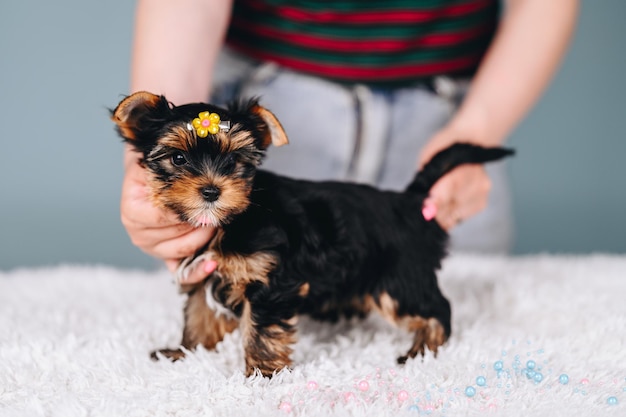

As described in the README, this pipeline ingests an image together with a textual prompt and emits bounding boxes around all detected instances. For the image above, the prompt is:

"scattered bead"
[581,378,590,385]
[607,396,618,406]
[306,380,318,390]
[526,360,536,370]
[278,401,292,413]
[476,376,487,387]
[398,390,410,402]
[465,386,476,397]
[533,372,544,383]
[357,380,370,392]
[494,361,504,371]
[559,374,569,385]
[343,392,355,402]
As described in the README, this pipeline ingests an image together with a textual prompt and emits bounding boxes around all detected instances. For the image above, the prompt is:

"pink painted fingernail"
[422,200,437,221]
[203,260,218,273]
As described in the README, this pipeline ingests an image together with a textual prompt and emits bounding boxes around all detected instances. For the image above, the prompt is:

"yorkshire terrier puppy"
[112,91,513,377]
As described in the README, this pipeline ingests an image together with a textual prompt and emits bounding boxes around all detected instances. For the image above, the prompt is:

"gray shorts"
[212,48,513,253]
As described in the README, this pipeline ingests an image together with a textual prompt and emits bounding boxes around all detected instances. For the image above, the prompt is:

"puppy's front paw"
[150,348,187,362]
[245,362,292,378]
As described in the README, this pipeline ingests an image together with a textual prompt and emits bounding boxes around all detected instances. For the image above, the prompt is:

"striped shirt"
[226,0,500,87]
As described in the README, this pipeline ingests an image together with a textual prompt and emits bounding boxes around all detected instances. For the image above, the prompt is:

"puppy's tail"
[405,143,515,194]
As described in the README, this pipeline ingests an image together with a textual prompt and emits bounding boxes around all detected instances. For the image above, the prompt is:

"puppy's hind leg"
[151,283,239,361]
[370,290,450,364]
[396,316,448,364]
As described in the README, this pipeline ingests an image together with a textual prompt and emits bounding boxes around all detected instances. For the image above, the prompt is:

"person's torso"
[226,0,500,87]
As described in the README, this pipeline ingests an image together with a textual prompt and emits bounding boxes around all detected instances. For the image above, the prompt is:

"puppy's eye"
[171,152,187,166]
[223,154,237,171]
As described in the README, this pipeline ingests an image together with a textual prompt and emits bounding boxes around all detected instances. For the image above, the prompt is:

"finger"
[428,178,456,229]
[422,198,438,221]
[121,182,183,229]
[165,258,218,284]
[164,259,179,273]
[429,166,491,229]
[179,259,218,285]
[149,226,215,260]
[126,221,199,250]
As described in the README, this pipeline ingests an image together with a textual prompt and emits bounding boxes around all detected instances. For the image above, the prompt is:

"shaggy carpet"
[1,254,625,417]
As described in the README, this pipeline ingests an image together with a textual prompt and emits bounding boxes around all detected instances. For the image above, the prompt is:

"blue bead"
[476,376,487,387]
[526,370,536,379]
[526,360,536,370]
[559,374,569,385]
[494,361,504,371]
[408,405,420,412]
[607,396,618,406]
[465,386,476,398]
[533,372,543,383]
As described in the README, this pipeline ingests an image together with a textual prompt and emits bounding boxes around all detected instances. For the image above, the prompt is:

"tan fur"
[315,296,372,319]
[367,292,447,361]
[159,125,197,152]
[298,282,310,297]
[209,229,276,288]
[240,302,295,377]
[251,105,289,148]
[182,285,239,350]
[112,91,164,140]
[152,284,239,361]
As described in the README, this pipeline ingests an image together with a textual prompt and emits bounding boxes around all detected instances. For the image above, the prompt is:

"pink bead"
[397,390,409,402]
[306,380,318,390]
[201,119,210,127]
[581,378,590,385]
[357,380,370,391]
[343,392,355,402]
[278,401,292,413]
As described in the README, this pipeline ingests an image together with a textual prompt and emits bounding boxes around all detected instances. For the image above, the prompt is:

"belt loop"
[432,76,471,104]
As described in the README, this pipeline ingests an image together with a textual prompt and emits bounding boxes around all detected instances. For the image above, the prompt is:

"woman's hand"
[419,131,492,231]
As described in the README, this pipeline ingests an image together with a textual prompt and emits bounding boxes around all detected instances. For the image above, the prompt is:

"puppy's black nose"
[201,186,221,202]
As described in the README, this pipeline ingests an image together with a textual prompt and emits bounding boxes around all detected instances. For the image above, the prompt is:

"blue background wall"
[1,1,624,271]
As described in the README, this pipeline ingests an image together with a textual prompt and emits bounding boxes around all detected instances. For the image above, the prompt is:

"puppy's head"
[112,91,288,227]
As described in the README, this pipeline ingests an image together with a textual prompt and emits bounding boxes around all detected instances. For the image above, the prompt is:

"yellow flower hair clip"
[188,111,231,137]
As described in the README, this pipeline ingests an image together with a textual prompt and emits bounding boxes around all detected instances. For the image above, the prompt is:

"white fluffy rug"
[1,254,625,417]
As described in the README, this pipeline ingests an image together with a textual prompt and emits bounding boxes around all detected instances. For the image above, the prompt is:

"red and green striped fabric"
[226,0,500,86]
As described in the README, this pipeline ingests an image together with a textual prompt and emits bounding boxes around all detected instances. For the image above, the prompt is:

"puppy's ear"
[251,105,289,149]
[111,91,171,141]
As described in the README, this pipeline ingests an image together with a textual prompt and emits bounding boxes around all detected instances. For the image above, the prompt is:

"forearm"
[130,0,233,105]
[448,0,579,146]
